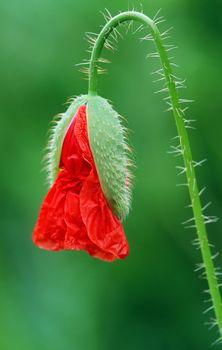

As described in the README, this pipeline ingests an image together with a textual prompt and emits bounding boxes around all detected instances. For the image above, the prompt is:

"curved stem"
[88,11,222,338]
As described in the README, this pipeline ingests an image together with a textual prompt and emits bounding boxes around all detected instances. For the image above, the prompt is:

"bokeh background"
[1,0,222,349]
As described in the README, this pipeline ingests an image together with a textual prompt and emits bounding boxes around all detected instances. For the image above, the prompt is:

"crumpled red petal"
[33,105,129,261]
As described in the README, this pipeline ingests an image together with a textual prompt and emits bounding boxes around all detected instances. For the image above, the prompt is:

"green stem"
[88,11,222,338]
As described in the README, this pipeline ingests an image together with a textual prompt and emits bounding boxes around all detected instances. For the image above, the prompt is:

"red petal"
[80,170,129,260]
[33,171,70,250]
[74,106,94,166]
[60,105,91,178]
[64,191,89,250]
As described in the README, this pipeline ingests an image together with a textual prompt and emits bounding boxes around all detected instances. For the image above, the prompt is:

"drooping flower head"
[33,95,132,261]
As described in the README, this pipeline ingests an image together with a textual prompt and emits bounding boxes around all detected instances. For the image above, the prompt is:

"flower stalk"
[88,11,222,339]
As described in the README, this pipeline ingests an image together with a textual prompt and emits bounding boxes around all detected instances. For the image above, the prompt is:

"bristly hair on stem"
[82,8,222,344]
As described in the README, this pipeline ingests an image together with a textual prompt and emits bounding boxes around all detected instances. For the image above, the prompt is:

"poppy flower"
[33,95,132,261]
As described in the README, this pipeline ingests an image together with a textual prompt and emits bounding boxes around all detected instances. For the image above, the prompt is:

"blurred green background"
[1,0,222,349]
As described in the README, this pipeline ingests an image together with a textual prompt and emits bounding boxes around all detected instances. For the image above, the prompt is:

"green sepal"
[87,95,132,219]
[45,95,87,186]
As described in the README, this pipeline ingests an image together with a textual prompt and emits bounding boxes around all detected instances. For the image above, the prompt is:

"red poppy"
[33,105,129,261]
